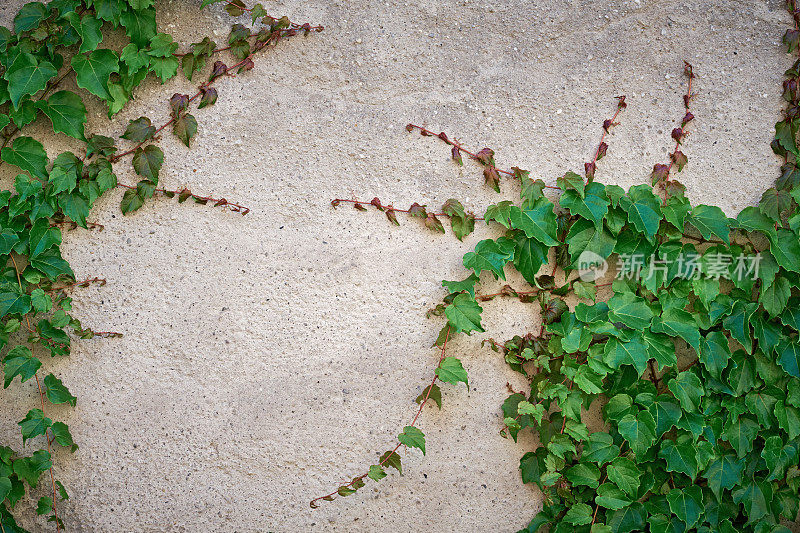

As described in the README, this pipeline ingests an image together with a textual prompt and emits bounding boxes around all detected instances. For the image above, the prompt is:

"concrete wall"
[0,0,792,531]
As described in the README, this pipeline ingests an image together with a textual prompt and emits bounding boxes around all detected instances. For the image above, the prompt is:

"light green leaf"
[1,136,48,179]
[398,426,425,455]
[462,238,514,280]
[435,357,468,389]
[563,502,593,526]
[689,204,731,244]
[509,201,559,246]
[444,293,484,334]
[581,432,619,466]
[594,483,632,510]
[3,346,40,388]
[620,184,662,242]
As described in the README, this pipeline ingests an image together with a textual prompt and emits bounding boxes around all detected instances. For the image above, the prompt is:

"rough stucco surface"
[0,0,794,531]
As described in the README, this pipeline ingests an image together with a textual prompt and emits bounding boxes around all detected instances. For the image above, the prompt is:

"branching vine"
[0,0,321,530]
[316,3,800,532]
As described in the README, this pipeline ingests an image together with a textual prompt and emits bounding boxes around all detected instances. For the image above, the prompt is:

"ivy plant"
[0,0,321,530]
[316,4,800,533]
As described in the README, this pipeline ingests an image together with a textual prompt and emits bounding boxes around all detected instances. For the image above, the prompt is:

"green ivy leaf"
[4,53,57,108]
[18,408,51,443]
[722,416,760,458]
[699,331,731,380]
[689,204,731,244]
[617,410,656,456]
[703,453,743,499]
[1,136,48,180]
[620,184,662,242]
[119,6,156,47]
[667,371,704,412]
[65,12,103,53]
[2,346,40,388]
[43,373,76,406]
[778,339,800,378]
[35,90,87,140]
[559,182,609,230]
[666,486,703,529]
[607,292,654,330]
[131,144,164,182]
[484,200,514,228]
[397,426,425,455]
[444,293,484,334]
[71,49,120,101]
[435,357,468,389]
[14,2,48,33]
[580,432,619,466]
[648,396,681,437]
[58,193,90,229]
[736,206,777,241]
[658,439,698,479]
[760,276,791,317]
[563,502,593,525]
[565,463,600,489]
[0,291,32,318]
[606,457,641,497]
[650,307,701,352]
[732,480,772,523]
[594,483,632,510]
[509,200,559,246]
[367,464,386,481]
[462,238,514,280]
[512,233,548,285]
[770,228,800,273]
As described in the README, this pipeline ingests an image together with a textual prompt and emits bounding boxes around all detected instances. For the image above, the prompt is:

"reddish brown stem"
[310,326,452,508]
[586,96,626,180]
[331,198,483,221]
[115,183,250,215]
[658,63,695,203]
[47,277,107,292]
[110,26,321,165]
[34,374,61,532]
[406,124,562,190]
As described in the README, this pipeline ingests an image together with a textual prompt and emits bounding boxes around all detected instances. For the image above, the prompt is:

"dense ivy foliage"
[0,0,320,530]
[317,4,800,532]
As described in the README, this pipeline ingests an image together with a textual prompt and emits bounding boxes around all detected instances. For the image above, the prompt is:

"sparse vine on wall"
[315,3,800,532]
[0,0,321,530]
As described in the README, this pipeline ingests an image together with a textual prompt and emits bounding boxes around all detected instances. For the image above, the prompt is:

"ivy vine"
[0,0,321,530]
[315,3,800,533]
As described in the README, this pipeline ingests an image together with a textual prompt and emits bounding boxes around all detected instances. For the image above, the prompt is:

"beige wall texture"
[0,0,794,531]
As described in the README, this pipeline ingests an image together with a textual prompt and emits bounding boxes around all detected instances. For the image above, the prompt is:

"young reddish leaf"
[173,114,198,147]
[198,87,218,109]
[121,117,156,143]
[473,147,495,165]
[408,202,427,218]
[169,93,189,115]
